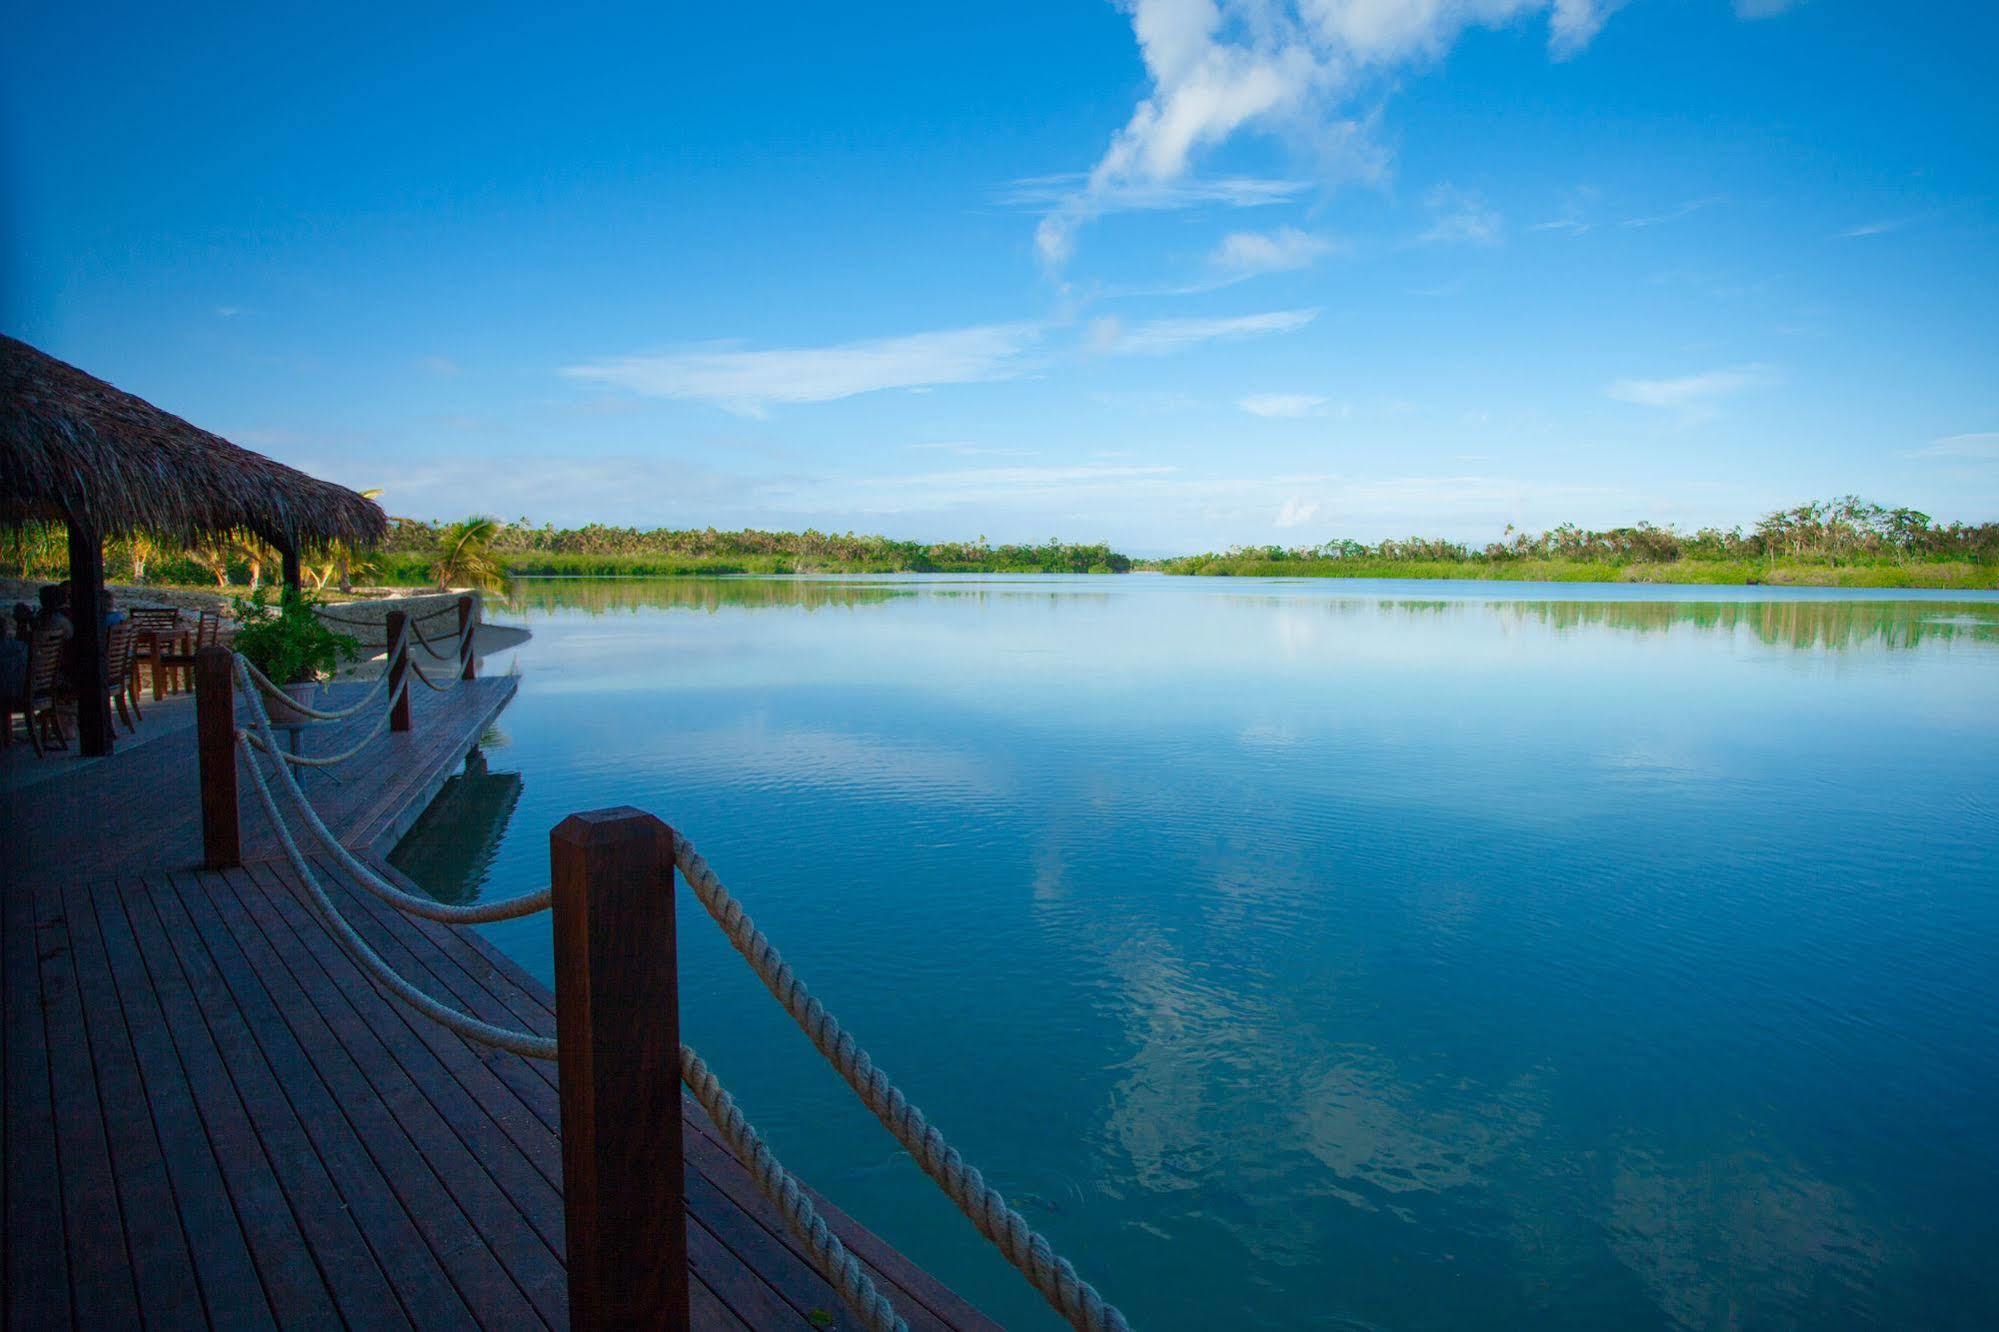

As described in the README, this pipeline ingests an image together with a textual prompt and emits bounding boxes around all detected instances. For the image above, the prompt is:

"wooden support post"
[551,808,687,1332]
[457,594,476,680]
[281,542,303,592]
[67,520,114,756]
[386,610,411,732]
[195,646,240,868]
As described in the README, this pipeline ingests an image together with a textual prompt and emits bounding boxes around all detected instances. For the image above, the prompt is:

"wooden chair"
[17,627,71,756]
[105,620,140,731]
[155,608,220,695]
[128,606,182,699]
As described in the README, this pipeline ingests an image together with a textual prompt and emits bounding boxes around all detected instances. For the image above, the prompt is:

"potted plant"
[229,586,359,726]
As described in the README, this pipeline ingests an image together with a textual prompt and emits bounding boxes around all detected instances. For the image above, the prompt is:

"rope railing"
[408,659,466,693]
[682,1045,906,1332]
[232,653,555,925]
[232,661,556,1058]
[210,640,1128,1331]
[675,839,1133,1332]
[406,615,460,662]
[239,676,407,767]
[236,632,404,722]
[316,600,462,630]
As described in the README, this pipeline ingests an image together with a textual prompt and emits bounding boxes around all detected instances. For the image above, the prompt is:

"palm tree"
[431,515,507,592]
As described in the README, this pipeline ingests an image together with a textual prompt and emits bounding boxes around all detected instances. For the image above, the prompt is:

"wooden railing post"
[550,808,687,1331]
[457,594,476,681]
[195,645,239,869]
[386,610,411,732]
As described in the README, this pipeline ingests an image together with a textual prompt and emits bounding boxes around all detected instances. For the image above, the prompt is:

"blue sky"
[5,1,1995,552]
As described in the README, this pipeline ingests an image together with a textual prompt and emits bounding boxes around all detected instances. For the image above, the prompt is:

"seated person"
[102,588,127,629]
[0,619,26,714]
[33,584,72,635]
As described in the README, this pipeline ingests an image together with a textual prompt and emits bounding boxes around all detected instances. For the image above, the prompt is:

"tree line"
[1149,497,1999,573]
[7,498,1993,590]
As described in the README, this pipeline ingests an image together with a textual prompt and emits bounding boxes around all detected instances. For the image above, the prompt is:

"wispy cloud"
[1032,0,1617,266]
[1605,364,1773,419]
[1211,226,1335,275]
[1001,173,1303,212]
[1621,197,1718,228]
[1901,432,1999,461]
[1734,0,1802,17]
[561,322,1043,416]
[1421,185,1503,246]
[1092,308,1319,356]
[1842,216,1916,239]
[908,442,1039,458]
[1239,393,1327,418]
[1275,497,1322,528]
[215,305,242,318]
[1533,192,1718,235]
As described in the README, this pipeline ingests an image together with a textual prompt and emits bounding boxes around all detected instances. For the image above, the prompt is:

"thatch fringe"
[1,334,387,548]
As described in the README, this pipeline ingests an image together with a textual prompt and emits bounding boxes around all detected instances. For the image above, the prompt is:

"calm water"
[392,576,1999,1330]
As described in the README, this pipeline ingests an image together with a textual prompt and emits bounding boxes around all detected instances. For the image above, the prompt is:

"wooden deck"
[3,677,998,1329]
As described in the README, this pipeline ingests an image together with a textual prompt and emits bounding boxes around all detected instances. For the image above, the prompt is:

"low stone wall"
[316,591,484,643]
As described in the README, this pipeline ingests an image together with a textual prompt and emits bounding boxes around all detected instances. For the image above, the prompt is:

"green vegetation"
[428,515,508,592]
[374,519,1134,578]
[230,586,359,684]
[1144,497,1999,589]
[6,496,1994,591]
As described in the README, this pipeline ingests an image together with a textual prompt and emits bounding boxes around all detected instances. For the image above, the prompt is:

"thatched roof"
[0,334,387,548]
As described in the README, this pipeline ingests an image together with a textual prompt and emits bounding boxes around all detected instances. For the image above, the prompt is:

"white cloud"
[1034,0,1618,265]
[1842,217,1914,239]
[1001,173,1303,211]
[1421,184,1503,245]
[1211,225,1335,274]
[1902,432,1999,461]
[1275,497,1322,528]
[1239,392,1327,418]
[215,305,242,317]
[561,322,1043,416]
[908,442,1039,458]
[1094,308,1320,355]
[1605,365,1772,418]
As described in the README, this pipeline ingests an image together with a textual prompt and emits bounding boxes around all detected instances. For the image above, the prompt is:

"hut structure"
[1,333,386,756]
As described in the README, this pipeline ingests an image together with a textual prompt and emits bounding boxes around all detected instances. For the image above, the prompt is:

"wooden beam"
[457,595,476,681]
[67,520,113,756]
[195,646,240,867]
[281,544,302,592]
[385,610,411,733]
[550,808,688,1331]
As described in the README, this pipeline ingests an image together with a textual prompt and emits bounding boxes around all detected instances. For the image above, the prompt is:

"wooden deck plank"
[289,856,565,1175]
[218,856,563,1320]
[145,869,408,1329]
[95,877,277,1330]
[5,835,72,1330]
[34,868,143,1328]
[186,864,482,1332]
[57,872,207,1331]
[113,875,344,1326]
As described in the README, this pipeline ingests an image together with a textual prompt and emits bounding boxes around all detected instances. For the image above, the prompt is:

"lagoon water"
[393,576,1999,1330]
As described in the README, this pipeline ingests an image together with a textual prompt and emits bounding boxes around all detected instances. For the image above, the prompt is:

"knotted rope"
[682,1045,905,1332]
[232,655,554,925]
[236,637,403,721]
[233,666,555,1058]
[409,659,467,693]
[674,839,1132,1332]
[407,615,459,662]
[238,676,406,767]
